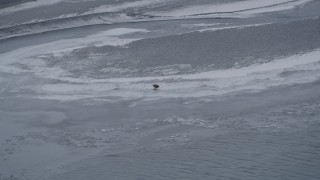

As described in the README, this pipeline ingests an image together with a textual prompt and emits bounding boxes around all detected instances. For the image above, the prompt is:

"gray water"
[1,0,320,179]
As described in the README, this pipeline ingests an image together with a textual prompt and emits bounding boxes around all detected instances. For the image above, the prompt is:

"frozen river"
[0,0,320,179]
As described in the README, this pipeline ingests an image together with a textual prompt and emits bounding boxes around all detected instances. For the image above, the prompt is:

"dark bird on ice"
[153,84,159,90]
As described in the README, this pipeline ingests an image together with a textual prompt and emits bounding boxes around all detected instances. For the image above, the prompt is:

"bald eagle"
[153,84,159,90]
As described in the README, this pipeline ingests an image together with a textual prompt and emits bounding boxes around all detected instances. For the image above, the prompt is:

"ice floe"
[36,49,320,101]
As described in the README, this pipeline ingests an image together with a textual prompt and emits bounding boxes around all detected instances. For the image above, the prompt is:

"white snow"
[149,0,313,18]
[197,22,272,33]
[180,23,225,28]
[85,0,166,14]
[0,28,149,86]
[2,24,318,101]
[0,28,149,67]
[1,22,320,102]
[37,49,320,101]
[95,28,149,36]
[0,0,63,15]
